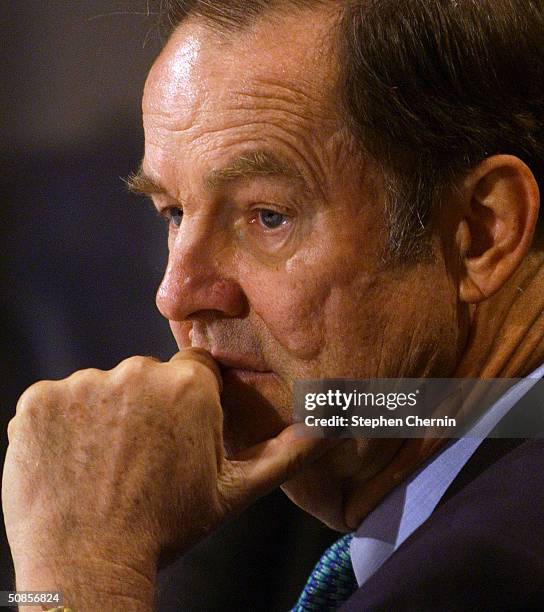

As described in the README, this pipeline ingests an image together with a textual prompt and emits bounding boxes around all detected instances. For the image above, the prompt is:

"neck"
[455,247,544,378]
[345,248,544,529]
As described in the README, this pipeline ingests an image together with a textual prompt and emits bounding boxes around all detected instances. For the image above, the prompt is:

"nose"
[156,227,247,322]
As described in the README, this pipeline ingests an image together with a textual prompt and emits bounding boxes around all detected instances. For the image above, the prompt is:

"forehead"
[143,7,340,127]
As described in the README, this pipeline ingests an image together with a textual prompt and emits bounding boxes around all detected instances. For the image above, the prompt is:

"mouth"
[212,352,275,383]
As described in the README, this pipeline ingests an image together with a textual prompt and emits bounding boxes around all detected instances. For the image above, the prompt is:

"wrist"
[15,554,156,611]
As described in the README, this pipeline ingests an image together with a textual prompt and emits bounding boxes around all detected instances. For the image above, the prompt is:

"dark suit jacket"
[341,435,544,611]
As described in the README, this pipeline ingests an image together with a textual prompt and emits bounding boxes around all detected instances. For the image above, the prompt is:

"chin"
[220,375,291,457]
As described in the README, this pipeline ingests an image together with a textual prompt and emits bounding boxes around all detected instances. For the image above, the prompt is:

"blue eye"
[258,209,286,229]
[169,207,183,228]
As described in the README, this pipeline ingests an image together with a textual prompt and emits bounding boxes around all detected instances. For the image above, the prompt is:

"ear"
[456,155,540,303]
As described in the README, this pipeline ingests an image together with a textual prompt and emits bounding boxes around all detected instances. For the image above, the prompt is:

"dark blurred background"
[0,2,336,610]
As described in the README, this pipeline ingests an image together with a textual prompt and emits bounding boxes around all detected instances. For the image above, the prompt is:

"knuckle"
[16,380,56,417]
[286,450,305,476]
[178,361,200,381]
[169,370,192,397]
[66,367,103,388]
[217,462,249,513]
[170,362,209,398]
[178,360,214,387]
[6,416,17,443]
[116,355,155,378]
[61,369,105,410]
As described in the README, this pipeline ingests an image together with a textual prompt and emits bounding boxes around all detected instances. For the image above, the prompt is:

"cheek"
[239,240,339,360]
[238,242,368,362]
[318,281,388,376]
[243,268,328,360]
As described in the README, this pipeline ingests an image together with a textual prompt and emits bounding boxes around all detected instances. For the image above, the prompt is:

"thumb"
[169,347,223,394]
[220,423,340,508]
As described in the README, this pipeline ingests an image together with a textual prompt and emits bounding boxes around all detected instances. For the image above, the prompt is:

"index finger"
[222,424,341,505]
[169,348,223,394]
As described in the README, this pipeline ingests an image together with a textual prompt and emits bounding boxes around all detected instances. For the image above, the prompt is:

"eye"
[166,207,183,228]
[253,209,288,230]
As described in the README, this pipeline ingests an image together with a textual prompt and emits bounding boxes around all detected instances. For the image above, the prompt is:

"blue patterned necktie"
[292,533,358,611]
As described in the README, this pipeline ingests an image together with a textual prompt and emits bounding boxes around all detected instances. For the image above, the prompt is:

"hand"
[3,348,329,610]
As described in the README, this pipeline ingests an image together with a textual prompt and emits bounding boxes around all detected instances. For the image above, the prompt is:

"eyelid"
[155,201,184,216]
[249,202,294,217]
[248,205,294,227]
[153,205,183,231]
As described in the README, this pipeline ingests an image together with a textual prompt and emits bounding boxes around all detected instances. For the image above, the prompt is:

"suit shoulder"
[342,440,544,611]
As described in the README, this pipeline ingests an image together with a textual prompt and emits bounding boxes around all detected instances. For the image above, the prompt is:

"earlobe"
[457,155,540,303]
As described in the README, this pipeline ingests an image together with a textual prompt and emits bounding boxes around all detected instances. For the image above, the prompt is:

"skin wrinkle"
[228,97,328,124]
[232,78,325,105]
[508,314,544,376]
[224,105,327,137]
[495,280,544,377]
[185,120,332,196]
[375,322,388,377]
[232,79,326,106]
[232,97,322,119]
[459,296,525,379]
[143,19,340,199]
[171,116,324,183]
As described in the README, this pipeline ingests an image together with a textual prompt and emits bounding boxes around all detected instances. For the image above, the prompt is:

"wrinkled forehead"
[142,8,340,122]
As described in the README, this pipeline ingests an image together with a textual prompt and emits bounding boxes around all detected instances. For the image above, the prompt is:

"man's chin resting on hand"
[4,0,544,610]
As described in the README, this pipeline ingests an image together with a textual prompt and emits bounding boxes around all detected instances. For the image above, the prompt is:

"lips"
[211,352,272,374]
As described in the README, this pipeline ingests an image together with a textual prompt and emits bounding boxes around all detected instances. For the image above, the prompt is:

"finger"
[222,423,341,506]
[169,348,223,393]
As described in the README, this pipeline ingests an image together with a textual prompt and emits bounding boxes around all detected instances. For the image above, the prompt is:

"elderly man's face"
[142,8,464,454]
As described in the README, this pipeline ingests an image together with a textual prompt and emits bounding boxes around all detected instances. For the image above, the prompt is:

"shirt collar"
[350,362,544,587]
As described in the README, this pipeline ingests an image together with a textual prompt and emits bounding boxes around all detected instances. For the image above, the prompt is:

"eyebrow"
[125,150,305,198]
[205,150,304,189]
[125,166,167,197]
